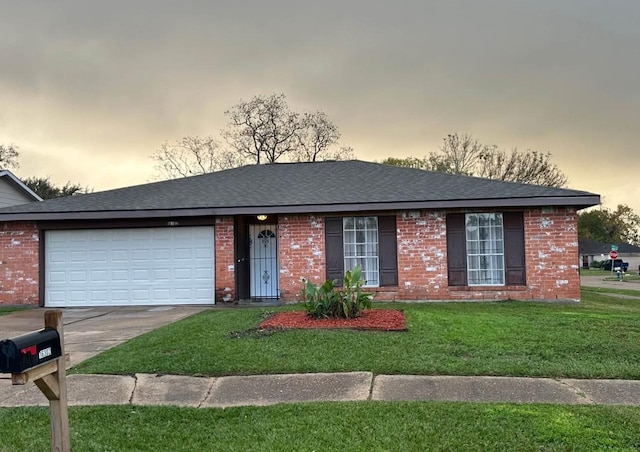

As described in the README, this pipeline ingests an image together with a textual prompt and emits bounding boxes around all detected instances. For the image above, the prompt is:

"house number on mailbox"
[39,347,52,360]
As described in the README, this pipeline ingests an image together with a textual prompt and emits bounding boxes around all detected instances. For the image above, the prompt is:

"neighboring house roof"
[579,238,640,255]
[0,160,600,221]
[0,170,43,207]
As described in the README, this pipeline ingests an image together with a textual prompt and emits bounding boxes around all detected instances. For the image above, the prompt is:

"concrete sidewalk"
[2,372,640,408]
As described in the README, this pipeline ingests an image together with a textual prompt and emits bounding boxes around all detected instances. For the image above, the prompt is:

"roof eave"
[0,195,601,222]
[0,171,43,202]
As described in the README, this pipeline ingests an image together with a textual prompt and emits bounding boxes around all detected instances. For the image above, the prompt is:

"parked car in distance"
[602,259,629,272]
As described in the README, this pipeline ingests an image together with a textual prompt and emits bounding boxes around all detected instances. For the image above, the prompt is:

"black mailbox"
[0,327,62,373]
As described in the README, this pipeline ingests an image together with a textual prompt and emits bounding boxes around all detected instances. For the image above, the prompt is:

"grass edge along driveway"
[72,290,640,380]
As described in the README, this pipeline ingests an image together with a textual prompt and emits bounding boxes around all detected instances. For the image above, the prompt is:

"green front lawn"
[72,291,640,379]
[580,268,611,276]
[2,403,639,451]
[0,307,27,316]
[582,286,640,297]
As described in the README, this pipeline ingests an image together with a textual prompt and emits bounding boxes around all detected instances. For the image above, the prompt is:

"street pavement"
[1,283,640,410]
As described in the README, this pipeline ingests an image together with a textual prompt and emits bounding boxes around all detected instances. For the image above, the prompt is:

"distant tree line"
[0,144,90,200]
[382,133,568,188]
[579,204,640,247]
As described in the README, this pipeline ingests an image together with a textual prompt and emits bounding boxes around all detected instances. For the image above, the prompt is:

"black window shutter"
[325,217,344,283]
[446,213,467,286]
[378,215,398,287]
[503,212,526,286]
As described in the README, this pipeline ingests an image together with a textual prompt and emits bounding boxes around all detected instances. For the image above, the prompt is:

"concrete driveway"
[0,306,209,368]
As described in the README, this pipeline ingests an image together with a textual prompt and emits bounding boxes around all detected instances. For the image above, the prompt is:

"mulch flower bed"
[259,309,407,331]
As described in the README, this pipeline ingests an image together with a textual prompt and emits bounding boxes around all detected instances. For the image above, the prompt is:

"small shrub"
[301,266,373,319]
[301,278,339,319]
[591,260,603,269]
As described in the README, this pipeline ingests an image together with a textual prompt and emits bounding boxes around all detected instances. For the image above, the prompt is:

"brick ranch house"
[0,160,599,307]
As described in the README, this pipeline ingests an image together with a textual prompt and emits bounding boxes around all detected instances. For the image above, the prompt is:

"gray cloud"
[1,1,639,213]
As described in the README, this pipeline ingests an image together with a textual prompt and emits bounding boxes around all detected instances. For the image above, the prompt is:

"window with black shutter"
[325,215,398,287]
[446,211,526,287]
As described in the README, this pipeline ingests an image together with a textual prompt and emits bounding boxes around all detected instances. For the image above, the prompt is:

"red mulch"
[259,309,406,331]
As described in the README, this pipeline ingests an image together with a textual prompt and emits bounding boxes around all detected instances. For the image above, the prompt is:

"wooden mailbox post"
[7,310,70,452]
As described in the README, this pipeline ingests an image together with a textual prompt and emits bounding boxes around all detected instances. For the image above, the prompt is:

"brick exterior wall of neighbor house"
[0,221,39,305]
[272,208,581,303]
[214,216,235,303]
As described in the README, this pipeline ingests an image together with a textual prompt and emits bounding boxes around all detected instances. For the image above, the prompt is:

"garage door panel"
[154,249,171,260]
[69,270,87,282]
[194,268,212,279]
[90,270,108,283]
[49,251,66,264]
[153,288,171,301]
[111,269,129,282]
[111,290,128,302]
[90,290,108,302]
[45,227,215,307]
[154,269,171,281]
[111,250,129,262]
[90,250,108,262]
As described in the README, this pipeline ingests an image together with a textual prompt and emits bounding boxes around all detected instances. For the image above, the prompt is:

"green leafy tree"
[381,156,431,169]
[22,176,90,200]
[578,204,640,246]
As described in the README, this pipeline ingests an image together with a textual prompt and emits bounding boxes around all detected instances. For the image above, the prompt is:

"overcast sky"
[1,1,638,213]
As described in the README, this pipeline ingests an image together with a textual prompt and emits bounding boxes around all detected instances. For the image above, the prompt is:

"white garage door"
[45,227,215,307]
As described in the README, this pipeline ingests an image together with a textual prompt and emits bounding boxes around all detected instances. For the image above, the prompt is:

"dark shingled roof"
[0,160,600,221]
[579,238,640,255]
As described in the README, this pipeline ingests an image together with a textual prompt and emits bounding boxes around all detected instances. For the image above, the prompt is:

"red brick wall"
[396,210,448,300]
[0,208,581,306]
[214,216,235,303]
[0,222,39,305]
[270,208,581,303]
[523,207,580,300]
[278,214,325,301]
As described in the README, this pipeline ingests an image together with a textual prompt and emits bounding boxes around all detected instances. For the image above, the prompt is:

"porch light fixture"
[256,215,268,221]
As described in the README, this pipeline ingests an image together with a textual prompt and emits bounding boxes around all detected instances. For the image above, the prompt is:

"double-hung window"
[325,216,398,287]
[343,217,379,287]
[465,213,505,285]
[447,212,526,287]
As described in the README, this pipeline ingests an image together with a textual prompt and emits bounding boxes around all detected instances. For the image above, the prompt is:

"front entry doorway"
[235,216,280,301]
[249,224,278,298]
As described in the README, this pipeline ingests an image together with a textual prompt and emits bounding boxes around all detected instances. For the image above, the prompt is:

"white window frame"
[465,213,505,286]
[343,217,379,287]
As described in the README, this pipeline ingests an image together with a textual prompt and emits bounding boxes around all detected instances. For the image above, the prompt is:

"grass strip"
[1,402,639,452]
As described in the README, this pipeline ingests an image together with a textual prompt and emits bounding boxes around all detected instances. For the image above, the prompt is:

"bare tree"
[151,136,245,179]
[293,111,341,162]
[0,144,20,170]
[328,145,356,161]
[434,133,492,175]
[477,148,568,187]
[151,94,355,179]
[223,94,306,164]
[384,133,568,188]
